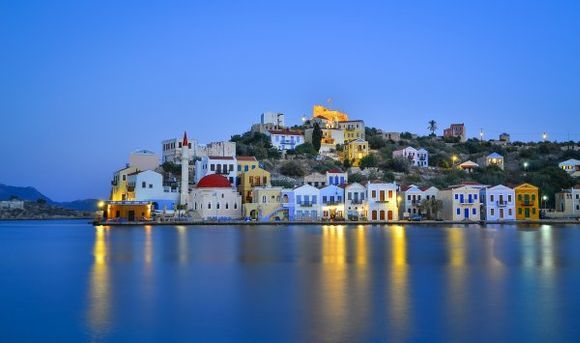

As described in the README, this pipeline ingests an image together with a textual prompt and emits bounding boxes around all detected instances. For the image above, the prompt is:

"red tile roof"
[268,129,303,135]
[237,156,257,161]
[326,168,344,173]
[207,156,235,160]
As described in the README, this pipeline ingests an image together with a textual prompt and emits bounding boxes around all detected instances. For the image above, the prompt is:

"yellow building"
[312,105,348,123]
[337,120,365,142]
[237,156,260,175]
[238,167,271,203]
[514,183,540,220]
[243,187,287,221]
[110,166,139,201]
[343,139,369,166]
[105,201,152,222]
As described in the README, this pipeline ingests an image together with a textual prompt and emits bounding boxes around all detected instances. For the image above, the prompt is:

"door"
[387,210,393,220]
[499,208,504,219]
[380,210,385,220]
[128,210,135,221]
[525,208,530,218]
[380,191,385,202]
[464,208,469,219]
[372,210,377,220]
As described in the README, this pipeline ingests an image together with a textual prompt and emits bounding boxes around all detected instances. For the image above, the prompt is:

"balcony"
[298,202,314,207]
[324,201,342,206]
[496,200,508,207]
[376,199,390,203]
[351,199,364,204]
[459,201,475,206]
[521,201,535,206]
[111,180,118,186]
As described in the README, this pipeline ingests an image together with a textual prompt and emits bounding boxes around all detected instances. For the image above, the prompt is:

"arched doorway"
[387,210,393,220]
[250,209,258,220]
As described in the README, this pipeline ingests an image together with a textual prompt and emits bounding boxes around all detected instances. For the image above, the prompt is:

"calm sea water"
[1,220,580,342]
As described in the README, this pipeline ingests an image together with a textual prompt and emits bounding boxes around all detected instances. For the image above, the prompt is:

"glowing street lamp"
[451,155,458,168]
[542,195,548,210]
[542,132,548,142]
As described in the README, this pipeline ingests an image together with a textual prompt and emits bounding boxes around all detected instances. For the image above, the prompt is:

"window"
[532,208,536,214]
[472,208,476,215]
[490,195,494,202]
[518,194,522,201]
[388,190,393,198]
[244,165,249,172]
[217,202,220,209]
[508,195,512,202]
[226,203,229,209]
[262,196,267,203]
[323,196,327,203]
[518,208,522,214]
[491,208,494,216]
[348,193,352,200]
[237,165,241,172]
[509,209,512,215]
[372,190,377,198]
[142,182,146,188]
[210,164,215,171]
[149,184,153,189]
[456,208,460,215]
[208,202,212,209]
[454,194,458,200]
[234,203,237,209]
[123,175,126,181]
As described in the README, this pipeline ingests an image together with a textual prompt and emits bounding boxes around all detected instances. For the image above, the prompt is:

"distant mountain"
[0,183,98,211]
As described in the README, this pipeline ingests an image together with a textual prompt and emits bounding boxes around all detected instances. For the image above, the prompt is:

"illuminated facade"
[190,174,242,220]
[345,182,367,220]
[105,201,152,221]
[243,187,286,221]
[367,182,398,221]
[478,152,504,170]
[514,183,539,220]
[320,185,345,220]
[337,120,365,142]
[238,167,271,204]
[312,105,348,123]
[343,139,369,166]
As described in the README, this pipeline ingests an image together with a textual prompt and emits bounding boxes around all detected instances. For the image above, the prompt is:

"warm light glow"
[87,227,110,336]
[452,155,458,162]
[97,201,105,208]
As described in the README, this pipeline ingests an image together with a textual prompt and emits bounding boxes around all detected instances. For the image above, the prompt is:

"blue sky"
[1,0,579,201]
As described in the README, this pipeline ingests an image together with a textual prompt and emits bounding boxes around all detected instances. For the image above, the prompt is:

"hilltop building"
[478,152,504,170]
[559,159,580,177]
[312,104,348,123]
[337,120,365,142]
[443,123,466,142]
[266,129,304,151]
[393,147,429,167]
[343,139,369,166]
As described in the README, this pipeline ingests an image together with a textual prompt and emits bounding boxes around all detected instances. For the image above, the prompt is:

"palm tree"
[420,198,442,220]
[428,120,438,136]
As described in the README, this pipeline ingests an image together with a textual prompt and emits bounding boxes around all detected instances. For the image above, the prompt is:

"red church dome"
[196,174,231,188]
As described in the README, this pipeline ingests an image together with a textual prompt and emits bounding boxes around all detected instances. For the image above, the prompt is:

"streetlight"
[542,132,548,142]
[542,195,548,210]
[451,155,458,168]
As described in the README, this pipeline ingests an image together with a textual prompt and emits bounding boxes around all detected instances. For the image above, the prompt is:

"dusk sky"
[1,0,579,201]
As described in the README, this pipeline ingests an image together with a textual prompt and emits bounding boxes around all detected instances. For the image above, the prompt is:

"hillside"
[0,183,99,211]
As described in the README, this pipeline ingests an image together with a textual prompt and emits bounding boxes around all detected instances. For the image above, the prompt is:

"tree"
[312,123,323,152]
[368,135,386,149]
[359,154,378,169]
[420,198,443,220]
[293,143,318,157]
[428,120,438,136]
[36,198,47,204]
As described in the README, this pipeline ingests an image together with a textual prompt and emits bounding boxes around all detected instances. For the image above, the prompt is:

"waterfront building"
[400,184,424,218]
[0,200,24,210]
[126,170,179,211]
[439,184,482,221]
[559,159,580,177]
[243,186,286,221]
[392,147,429,167]
[344,139,369,166]
[478,152,504,170]
[345,182,368,220]
[105,201,152,221]
[555,186,580,218]
[337,120,365,142]
[458,160,479,173]
[293,184,321,221]
[281,188,295,221]
[514,183,540,220]
[194,156,237,185]
[443,123,466,142]
[326,168,347,186]
[367,181,398,221]
[238,167,270,204]
[190,174,242,220]
[481,185,515,221]
[111,166,140,201]
[267,129,304,151]
[304,172,327,188]
[320,185,345,220]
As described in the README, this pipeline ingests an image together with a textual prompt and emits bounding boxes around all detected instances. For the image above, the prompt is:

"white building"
[190,174,242,220]
[392,147,428,167]
[478,152,504,170]
[345,183,367,220]
[559,159,580,177]
[555,186,580,218]
[162,136,235,163]
[126,170,179,211]
[267,129,304,151]
[400,184,424,217]
[481,185,515,221]
[439,184,482,221]
[194,156,237,185]
[293,184,321,220]
[282,189,295,221]
[320,185,345,220]
[380,131,401,142]
[261,112,285,128]
[326,169,348,186]
[367,182,398,221]
[0,200,25,210]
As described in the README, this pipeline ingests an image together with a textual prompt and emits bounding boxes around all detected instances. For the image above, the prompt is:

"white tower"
[180,132,190,208]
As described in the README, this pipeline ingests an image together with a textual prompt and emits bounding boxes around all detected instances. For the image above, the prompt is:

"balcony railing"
[521,201,535,206]
[376,199,390,203]
[324,201,342,205]
[350,199,364,204]
[459,201,475,205]
[496,200,508,207]
[111,180,118,186]
[298,202,314,207]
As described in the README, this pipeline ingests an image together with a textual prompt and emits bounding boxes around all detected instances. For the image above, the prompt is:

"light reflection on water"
[2,221,580,342]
